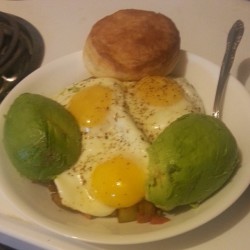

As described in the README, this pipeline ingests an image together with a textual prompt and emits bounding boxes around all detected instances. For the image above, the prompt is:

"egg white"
[54,78,149,217]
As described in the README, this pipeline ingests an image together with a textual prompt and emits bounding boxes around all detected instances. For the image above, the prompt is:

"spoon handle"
[212,20,244,119]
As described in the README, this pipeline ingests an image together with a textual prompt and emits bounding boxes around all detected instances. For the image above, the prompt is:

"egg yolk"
[134,76,184,106]
[91,155,145,208]
[67,84,113,127]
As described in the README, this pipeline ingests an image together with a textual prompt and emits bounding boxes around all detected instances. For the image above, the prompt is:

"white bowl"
[0,51,250,245]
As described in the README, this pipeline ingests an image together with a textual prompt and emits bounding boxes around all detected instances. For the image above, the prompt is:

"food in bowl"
[123,76,204,142]
[146,113,239,211]
[3,93,81,181]
[52,76,204,221]
[2,74,239,223]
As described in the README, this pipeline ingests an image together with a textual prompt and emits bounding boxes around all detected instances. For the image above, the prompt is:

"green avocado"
[3,93,82,182]
[145,113,240,211]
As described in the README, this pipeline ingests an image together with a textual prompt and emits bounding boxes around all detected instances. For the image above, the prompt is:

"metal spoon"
[212,20,244,119]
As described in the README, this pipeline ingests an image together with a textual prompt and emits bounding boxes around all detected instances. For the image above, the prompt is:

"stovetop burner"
[0,11,44,102]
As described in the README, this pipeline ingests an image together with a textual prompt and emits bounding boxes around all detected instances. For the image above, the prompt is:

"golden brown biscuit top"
[87,9,180,74]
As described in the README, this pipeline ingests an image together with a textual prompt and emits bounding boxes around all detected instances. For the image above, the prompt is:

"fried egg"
[54,78,149,217]
[123,76,204,142]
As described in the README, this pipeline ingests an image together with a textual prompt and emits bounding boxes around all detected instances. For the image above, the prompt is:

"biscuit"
[83,9,180,80]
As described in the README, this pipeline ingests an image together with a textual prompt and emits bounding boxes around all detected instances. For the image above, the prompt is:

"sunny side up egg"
[123,76,205,142]
[54,78,149,217]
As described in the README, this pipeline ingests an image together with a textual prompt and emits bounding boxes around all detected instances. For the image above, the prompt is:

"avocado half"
[145,113,240,211]
[3,93,82,182]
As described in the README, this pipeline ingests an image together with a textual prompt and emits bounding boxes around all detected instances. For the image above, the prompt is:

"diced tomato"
[150,214,170,224]
[137,213,151,223]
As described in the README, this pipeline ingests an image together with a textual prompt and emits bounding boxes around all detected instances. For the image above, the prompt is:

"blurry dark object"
[0,242,16,250]
[0,11,44,102]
